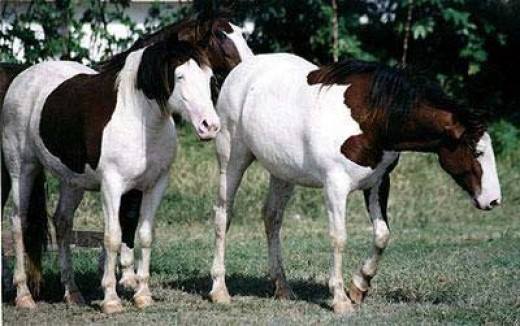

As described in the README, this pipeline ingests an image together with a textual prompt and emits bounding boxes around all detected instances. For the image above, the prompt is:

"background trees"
[1,0,518,151]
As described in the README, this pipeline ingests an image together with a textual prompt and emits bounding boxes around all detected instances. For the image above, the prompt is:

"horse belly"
[242,95,323,187]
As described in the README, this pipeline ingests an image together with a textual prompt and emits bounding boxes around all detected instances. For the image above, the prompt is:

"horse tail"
[1,155,11,209]
[23,170,48,298]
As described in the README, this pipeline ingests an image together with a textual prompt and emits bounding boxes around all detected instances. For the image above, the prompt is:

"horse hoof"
[102,300,123,314]
[15,295,37,309]
[274,285,296,300]
[134,295,153,309]
[65,291,85,305]
[209,288,231,304]
[119,275,138,290]
[348,282,367,304]
[332,299,356,315]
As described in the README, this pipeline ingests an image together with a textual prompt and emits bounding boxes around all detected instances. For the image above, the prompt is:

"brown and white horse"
[2,39,218,313]
[210,53,501,313]
[0,15,253,308]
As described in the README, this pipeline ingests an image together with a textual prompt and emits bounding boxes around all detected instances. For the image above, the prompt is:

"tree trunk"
[402,0,414,66]
[331,0,339,62]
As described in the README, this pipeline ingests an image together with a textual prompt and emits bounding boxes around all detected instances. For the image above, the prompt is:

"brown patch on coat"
[307,60,486,199]
[39,71,118,173]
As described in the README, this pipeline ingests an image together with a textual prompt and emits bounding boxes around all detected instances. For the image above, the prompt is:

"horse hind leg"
[52,183,84,305]
[210,130,254,304]
[8,162,42,309]
[262,175,295,300]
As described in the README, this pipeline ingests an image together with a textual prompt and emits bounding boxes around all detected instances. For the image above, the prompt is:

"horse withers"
[2,40,218,313]
[209,53,501,313]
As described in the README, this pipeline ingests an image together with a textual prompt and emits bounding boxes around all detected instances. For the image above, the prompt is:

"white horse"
[209,53,501,313]
[2,40,219,313]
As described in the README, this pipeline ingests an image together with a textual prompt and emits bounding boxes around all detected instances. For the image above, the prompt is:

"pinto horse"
[2,40,218,313]
[99,16,253,291]
[209,53,501,313]
[0,15,253,304]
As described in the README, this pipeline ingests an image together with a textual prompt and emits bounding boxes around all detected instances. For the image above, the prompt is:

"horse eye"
[475,150,484,158]
[176,75,184,80]
[217,30,227,40]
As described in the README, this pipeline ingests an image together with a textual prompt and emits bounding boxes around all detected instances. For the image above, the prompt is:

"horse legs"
[210,130,254,303]
[8,162,41,309]
[262,175,295,299]
[100,175,124,314]
[53,183,84,305]
[133,174,168,309]
[118,190,142,291]
[323,174,355,314]
[348,174,391,304]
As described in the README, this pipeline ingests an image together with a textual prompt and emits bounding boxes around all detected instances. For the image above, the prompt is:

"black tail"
[24,171,48,298]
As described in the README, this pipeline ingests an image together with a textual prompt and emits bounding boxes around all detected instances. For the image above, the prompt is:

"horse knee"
[373,219,390,249]
[104,229,121,253]
[329,232,346,250]
[138,225,153,248]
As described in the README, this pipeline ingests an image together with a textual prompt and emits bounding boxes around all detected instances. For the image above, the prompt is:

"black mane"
[307,59,487,143]
[96,19,192,72]
[136,40,209,113]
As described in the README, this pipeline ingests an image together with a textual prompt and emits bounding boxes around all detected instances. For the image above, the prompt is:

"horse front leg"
[262,175,295,299]
[133,174,168,309]
[100,175,124,314]
[349,174,391,304]
[119,189,142,291]
[324,174,356,314]
[210,131,254,304]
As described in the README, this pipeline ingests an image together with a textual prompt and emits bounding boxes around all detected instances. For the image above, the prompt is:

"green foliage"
[0,0,188,64]
[489,120,520,155]
[1,0,519,149]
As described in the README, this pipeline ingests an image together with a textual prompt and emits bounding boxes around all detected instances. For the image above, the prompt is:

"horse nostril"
[202,120,209,129]
[490,199,500,207]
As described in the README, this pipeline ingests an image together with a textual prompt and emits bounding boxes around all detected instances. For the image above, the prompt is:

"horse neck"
[114,49,170,129]
[383,103,454,153]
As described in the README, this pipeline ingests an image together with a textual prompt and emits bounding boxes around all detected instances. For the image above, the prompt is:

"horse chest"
[98,114,176,190]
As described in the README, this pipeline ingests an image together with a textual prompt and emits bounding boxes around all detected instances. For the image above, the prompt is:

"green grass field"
[2,126,520,325]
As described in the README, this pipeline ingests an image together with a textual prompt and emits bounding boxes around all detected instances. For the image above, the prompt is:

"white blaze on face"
[169,59,220,140]
[225,23,254,61]
[475,132,502,209]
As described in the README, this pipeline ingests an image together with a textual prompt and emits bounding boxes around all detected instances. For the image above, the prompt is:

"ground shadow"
[2,269,104,305]
[166,273,330,307]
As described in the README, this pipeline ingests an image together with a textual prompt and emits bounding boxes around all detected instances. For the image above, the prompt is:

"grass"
[2,125,520,325]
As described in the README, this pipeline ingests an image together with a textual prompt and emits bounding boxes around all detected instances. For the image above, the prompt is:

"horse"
[98,16,253,292]
[2,39,218,314]
[208,53,501,314]
[0,15,253,304]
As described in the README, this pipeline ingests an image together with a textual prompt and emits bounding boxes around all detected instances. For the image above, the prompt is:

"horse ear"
[444,123,465,141]
[136,43,173,110]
